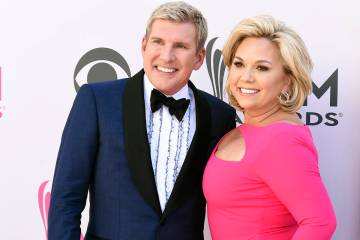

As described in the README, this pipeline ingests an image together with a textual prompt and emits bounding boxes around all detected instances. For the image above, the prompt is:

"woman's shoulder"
[245,122,318,165]
[241,121,314,147]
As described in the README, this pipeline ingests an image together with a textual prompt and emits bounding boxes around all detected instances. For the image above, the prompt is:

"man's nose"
[160,46,176,62]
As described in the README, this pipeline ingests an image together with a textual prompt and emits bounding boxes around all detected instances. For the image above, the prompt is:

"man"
[48,1,235,239]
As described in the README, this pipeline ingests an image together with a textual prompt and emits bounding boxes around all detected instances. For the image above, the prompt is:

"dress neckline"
[240,121,307,129]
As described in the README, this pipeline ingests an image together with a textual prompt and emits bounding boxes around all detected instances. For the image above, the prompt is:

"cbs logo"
[74,48,131,92]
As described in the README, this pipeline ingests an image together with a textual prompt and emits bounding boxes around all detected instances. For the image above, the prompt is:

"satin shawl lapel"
[161,81,211,222]
[123,69,162,217]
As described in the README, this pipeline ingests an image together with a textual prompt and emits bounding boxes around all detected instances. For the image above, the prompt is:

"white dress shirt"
[143,75,196,211]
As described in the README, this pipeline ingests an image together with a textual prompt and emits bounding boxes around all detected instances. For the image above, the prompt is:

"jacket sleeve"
[255,131,337,239]
[225,108,236,133]
[48,84,99,240]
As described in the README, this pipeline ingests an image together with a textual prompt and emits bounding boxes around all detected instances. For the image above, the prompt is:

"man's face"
[142,19,205,95]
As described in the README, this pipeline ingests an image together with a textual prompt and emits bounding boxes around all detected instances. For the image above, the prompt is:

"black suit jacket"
[48,69,236,240]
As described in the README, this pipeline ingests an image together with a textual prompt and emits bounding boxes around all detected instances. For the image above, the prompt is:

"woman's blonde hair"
[223,15,313,113]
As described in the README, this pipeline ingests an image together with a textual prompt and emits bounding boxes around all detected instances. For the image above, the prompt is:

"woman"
[203,15,336,239]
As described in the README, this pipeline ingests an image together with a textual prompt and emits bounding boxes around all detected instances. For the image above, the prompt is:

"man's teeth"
[157,66,176,73]
[240,88,259,94]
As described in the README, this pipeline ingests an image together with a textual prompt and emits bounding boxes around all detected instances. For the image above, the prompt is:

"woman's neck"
[244,104,282,126]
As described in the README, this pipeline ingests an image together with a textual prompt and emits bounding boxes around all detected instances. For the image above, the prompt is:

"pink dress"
[203,123,336,240]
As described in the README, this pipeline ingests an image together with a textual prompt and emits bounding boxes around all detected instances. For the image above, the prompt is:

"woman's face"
[228,37,289,114]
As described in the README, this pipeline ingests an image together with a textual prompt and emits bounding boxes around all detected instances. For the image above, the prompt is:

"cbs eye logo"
[74,47,132,92]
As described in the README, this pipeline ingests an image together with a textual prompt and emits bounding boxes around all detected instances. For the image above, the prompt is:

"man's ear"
[194,48,206,70]
[141,36,147,57]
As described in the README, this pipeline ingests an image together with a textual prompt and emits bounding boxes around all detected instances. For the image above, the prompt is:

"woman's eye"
[257,65,269,71]
[233,61,243,68]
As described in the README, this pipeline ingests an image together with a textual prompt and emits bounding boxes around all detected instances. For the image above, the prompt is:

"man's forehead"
[147,20,197,42]
[149,19,195,33]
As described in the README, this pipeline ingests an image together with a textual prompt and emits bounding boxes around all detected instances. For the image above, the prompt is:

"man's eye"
[176,44,187,49]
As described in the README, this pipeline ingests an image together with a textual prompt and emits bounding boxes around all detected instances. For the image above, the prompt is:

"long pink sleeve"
[254,129,337,239]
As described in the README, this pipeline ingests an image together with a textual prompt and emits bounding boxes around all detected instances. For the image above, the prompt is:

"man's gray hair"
[145,1,208,51]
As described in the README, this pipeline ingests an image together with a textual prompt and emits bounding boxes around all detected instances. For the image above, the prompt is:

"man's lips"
[156,66,177,73]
